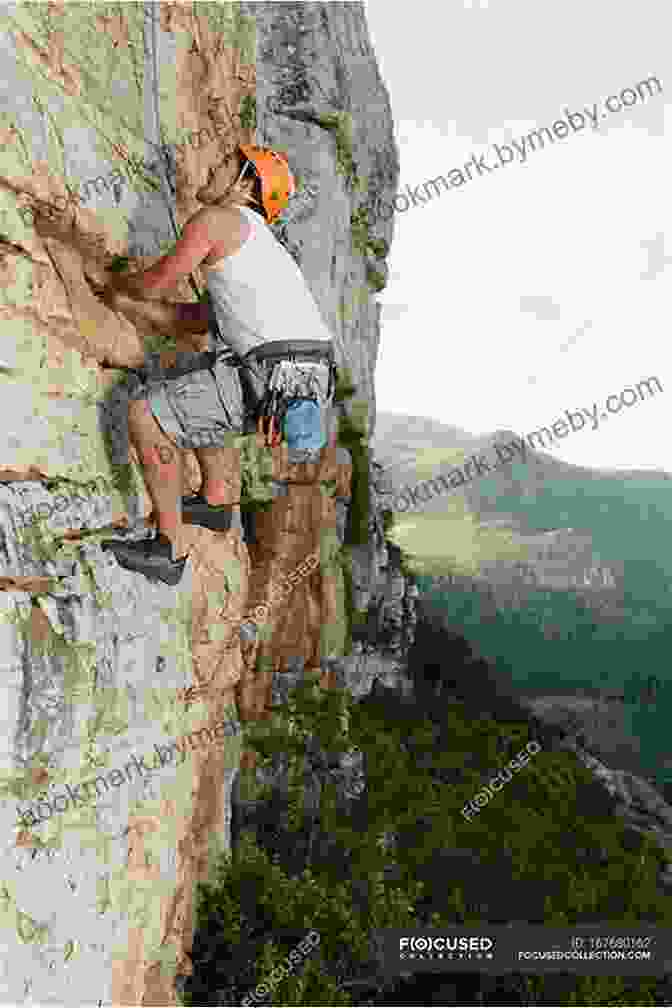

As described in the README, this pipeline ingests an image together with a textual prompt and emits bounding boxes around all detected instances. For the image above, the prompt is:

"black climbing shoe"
[181,493,234,532]
[226,506,256,546]
[240,507,257,546]
[101,531,188,586]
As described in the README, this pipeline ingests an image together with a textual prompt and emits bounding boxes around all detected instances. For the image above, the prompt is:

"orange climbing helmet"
[236,145,296,223]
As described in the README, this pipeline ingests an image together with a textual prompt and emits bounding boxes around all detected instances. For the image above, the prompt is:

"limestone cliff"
[0,3,400,1005]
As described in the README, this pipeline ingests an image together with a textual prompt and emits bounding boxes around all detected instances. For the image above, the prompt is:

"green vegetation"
[237,433,276,510]
[408,445,468,479]
[419,466,672,788]
[184,666,672,1006]
[350,207,389,292]
[332,365,371,547]
[333,366,357,405]
[316,112,357,187]
[337,287,372,323]
[239,94,257,131]
[184,830,357,1007]
[350,207,371,256]
[339,546,355,656]
[337,407,370,547]
[368,238,388,258]
[108,255,131,273]
[351,607,368,632]
[381,508,396,538]
[350,207,387,259]
[325,373,368,652]
[385,496,528,578]
[365,265,386,292]
[380,512,416,577]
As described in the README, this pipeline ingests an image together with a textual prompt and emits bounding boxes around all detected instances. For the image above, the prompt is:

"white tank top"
[204,205,333,358]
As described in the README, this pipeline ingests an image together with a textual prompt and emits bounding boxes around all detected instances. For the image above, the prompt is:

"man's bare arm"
[107,212,214,298]
[100,291,211,353]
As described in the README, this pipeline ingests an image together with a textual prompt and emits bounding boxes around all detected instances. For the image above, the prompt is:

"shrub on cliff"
[185,661,672,1006]
[237,433,275,509]
[337,409,370,547]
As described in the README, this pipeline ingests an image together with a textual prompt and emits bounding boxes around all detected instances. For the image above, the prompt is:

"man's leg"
[127,397,188,559]
[132,357,247,538]
[182,355,246,511]
[192,446,237,506]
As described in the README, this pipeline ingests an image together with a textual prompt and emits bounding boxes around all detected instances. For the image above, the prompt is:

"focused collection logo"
[399,935,495,959]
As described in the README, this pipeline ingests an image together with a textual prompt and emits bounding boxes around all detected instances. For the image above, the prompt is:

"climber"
[99,145,336,586]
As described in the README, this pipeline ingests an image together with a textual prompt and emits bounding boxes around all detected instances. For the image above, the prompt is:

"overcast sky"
[364,0,670,472]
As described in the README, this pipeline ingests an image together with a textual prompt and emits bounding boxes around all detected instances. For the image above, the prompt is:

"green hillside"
[374,412,672,789]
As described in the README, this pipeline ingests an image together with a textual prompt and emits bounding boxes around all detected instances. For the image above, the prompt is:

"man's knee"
[128,399,178,457]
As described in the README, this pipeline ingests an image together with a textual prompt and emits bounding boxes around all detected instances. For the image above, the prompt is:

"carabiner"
[258,413,282,447]
[268,415,283,447]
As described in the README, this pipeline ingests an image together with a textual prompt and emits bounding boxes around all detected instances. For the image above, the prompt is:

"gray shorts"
[128,352,245,450]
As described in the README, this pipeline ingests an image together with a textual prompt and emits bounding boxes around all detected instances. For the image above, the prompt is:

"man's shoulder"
[187,204,241,230]
[198,204,244,222]
[199,205,252,243]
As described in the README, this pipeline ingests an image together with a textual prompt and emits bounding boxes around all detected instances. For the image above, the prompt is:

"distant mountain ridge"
[372,410,672,789]
[374,412,672,532]
[373,413,628,612]
[374,412,672,496]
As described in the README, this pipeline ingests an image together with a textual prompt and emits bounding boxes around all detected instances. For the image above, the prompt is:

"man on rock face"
[96,146,334,585]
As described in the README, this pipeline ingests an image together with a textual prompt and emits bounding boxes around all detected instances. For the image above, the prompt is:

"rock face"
[244,0,399,420]
[6,9,670,1004]
[0,4,399,1006]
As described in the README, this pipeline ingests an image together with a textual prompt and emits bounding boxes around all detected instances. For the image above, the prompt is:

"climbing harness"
[247,343,337,449]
